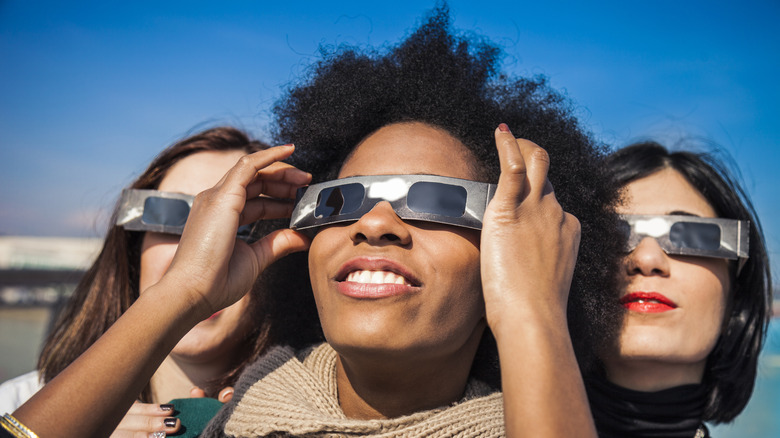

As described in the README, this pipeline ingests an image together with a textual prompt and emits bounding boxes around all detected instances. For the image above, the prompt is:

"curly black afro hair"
[259,3,624,384]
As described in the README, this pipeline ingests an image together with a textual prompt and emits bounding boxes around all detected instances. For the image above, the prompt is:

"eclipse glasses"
[290,175,497,232]
[116,189,264,243]
[619,214,749,262]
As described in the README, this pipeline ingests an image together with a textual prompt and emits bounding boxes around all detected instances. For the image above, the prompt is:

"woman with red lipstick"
[0,127,322,437]
[4,6,624,438]
[585,141,772,438]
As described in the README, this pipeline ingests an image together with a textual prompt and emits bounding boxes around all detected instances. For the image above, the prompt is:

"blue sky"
[1,0,778,278]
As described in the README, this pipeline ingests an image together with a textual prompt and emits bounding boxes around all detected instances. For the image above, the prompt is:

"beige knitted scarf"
[212,343,505,437]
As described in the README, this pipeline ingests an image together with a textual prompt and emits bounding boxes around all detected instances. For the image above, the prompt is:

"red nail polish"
[498,123,511,133]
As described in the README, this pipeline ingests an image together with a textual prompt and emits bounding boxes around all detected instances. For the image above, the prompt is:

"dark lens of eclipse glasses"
[141,196,190,227]
[669,221,721,251]
[315,183,365,218]
[313,181,469,219]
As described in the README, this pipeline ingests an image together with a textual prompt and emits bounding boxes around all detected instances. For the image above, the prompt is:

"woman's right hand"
[160,145,312,319]
[12,146,309,438]
[109,402,179,438]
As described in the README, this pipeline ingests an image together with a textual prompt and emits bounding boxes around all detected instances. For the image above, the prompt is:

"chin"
[617,333,712,366]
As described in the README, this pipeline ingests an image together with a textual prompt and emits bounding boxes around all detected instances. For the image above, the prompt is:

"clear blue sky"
[1,1,778,279]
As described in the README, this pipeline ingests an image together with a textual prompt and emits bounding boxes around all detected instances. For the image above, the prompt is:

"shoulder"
[0,371,42,413]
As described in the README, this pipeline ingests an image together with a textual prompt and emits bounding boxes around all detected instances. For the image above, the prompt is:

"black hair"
[605,140,772,423]
[260,3,624,385]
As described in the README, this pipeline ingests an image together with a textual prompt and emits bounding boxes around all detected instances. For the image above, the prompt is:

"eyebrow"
[667,210,701,217]
[340,172,443,178]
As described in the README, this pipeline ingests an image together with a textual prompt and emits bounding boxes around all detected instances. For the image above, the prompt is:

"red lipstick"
[620,292,677,313]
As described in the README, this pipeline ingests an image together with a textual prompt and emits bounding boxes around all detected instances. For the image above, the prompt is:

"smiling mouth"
[345,270,413,286]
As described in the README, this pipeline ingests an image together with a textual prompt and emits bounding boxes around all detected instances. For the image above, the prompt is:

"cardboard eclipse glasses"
[116,175,496,242]
[620,214,749,262]
[115,189,264,243]
[117,186,749,267]
[290,175,497,231]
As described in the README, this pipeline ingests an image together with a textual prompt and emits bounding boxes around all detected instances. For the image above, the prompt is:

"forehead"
[338,122,476,180]
[157,150,246,196]
[619,168,717,218]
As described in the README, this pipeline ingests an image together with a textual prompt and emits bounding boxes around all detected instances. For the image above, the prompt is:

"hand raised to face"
[161,145,313,320]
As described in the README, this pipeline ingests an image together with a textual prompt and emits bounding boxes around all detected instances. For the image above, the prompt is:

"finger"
[112,415,180,436]
[515,138,551,200]
[255,161,312,185]
[221,144,298,189]
[240,198,295,224]
[125,402,175,417]
[246,163,312,200]
[251,228,311,273]
[493,124,528,204]
[218,387,235,403]
[190,387,207,398]
[245,179,307,201]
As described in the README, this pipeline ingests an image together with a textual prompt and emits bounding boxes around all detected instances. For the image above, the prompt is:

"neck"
[149,354,235,403]
[604,358,705,392]
[335,328,484,419]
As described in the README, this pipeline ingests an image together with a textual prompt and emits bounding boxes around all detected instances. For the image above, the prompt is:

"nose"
[625,237,670,277]
[349,201,412,246]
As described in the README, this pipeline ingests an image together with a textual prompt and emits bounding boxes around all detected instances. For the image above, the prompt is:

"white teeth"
[346,270,410,285]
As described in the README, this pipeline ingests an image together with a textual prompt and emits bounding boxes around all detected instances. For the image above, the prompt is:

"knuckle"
[237,154,253,168]
[505,160,527,175]
[530,147,550,165]
[146,416,161,431]
[193,189,213,204]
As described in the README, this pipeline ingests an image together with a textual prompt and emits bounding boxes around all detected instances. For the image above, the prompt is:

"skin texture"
[14,145,313,438]
[308,123,486,419]
[13,130,596,437]
[116,150,255,437]
[603,167,731,391]
[140,150,255,403]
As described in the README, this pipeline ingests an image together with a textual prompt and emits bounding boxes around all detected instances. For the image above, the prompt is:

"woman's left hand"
[480,124,580,331]
[480,124,594,438]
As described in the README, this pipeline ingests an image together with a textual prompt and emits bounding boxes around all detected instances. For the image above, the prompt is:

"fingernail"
[498,123,511,133]
[164,417,177,428]
[159,404,173,412]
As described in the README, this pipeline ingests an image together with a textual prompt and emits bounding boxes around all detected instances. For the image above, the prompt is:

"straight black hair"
[606,140,772,423]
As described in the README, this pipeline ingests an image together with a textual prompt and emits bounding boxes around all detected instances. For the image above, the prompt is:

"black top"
[585,374,710,438]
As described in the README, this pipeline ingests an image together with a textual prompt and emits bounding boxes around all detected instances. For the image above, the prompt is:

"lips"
[620,292,677,313]
[335,257,420,299]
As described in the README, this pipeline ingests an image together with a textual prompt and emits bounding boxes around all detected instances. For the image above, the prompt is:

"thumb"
[252,228,311,273]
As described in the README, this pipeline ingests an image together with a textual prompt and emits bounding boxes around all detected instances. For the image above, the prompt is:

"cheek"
[139,242,178,294]
[691,259,731,316]
[681,259,731,352]
[422,230,483,321]
[308,230,332,276]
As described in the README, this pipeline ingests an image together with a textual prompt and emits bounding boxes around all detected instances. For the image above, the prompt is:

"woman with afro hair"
[5,5,623,437]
